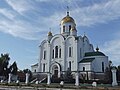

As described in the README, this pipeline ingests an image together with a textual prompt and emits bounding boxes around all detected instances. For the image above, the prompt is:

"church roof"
[85,51,105,57]
[60,9,75,25]
[61,15,75,25]
[79,58,95,63]
[31,63,38,67]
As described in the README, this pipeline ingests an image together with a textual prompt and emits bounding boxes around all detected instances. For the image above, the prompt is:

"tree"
[9,61,18,75]
[0,53,10,77]
[63,68,73,83]
[0,53,18,79]
[104,67,112,83]
[117,65,120,81]
[109,61,113,67]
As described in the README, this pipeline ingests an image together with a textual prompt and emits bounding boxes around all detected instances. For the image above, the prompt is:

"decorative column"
[75,72,79,86]
[74,40,78,71]
[38,45,42,72]
[47,43,51,73]
[8,73,12,83]
[62,41,66,72]
[47,73,51,85]
[25,73,29,84]
[111,67,118,86]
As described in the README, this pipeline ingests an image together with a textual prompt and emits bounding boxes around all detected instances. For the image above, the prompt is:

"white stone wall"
[50,35,65,71]
[91,56,109,72]
[31,65,38,72]
[38,33,95,72]
[79,62,91,71]
[37,32,108,75]
[39,40,47,72]
[83,36,94,53]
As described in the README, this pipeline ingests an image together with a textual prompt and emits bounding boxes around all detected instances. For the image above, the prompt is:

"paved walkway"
[0,84,120,90]
[0,88,91,90]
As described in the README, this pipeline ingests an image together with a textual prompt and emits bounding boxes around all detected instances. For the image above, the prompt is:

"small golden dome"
[61,15,75,25]
[71,26,77,32]
[48,31,52,36]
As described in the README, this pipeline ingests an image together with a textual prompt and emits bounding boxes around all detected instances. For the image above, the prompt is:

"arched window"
[52,49,54,58]
[59,48,61,58]
[69,61,71,71]
[83,67,85,71]
[43,64,45,72]
[69,47,72,57]
[102,62,104,72]
[69,25,71,32]
[55,46,58,58]
[43,50,46,59]
[63,25,65,32]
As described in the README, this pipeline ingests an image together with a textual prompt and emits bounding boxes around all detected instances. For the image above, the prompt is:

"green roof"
[84,51,105,57]
[31,63,38,67]
[79,58,95,63]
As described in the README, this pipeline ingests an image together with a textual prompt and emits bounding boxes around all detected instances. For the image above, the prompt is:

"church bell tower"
[60,7,77,37]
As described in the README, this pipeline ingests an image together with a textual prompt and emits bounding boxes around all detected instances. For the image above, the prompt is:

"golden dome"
[48,31,52,36]
[61,15,75,25]
[71,26,77,32]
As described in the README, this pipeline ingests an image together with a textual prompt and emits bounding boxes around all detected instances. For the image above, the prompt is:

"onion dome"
[47,31,52,36]
[96,46,99,52]
[71,26,77,32]
[60,11,75,25]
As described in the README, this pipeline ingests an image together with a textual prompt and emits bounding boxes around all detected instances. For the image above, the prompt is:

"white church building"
[31,10,109,81]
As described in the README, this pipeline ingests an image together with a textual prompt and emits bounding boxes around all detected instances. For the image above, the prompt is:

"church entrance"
[50,62,61,78]
[53,65,58,78]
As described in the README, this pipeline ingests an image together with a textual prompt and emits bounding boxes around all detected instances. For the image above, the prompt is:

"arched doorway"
[52,65,58,78]
[50,62,61,78]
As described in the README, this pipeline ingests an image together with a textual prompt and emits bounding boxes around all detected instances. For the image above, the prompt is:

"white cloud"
[0,8,15,20]
[101,39,120,66]
[0,17,44,40]
[72,0,120,26]
[5,0,35,14]
[0,0,119,40]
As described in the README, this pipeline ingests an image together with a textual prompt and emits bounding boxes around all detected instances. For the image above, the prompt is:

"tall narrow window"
[55,46,58,58]
[52,49,54,58]
[83,67,85,71]
[59,48,61,58]
[43,51,46,59]
[69,61,71,71]
[63,26,65,32]
[69,25,71,32]
[43,64,45,72]
[102,62,104,72]
[69,47,72,57]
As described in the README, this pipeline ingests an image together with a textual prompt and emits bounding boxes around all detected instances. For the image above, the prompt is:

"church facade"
[31,11,109,80]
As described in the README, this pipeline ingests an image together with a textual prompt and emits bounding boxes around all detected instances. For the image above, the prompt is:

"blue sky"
[0,0,120,70]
